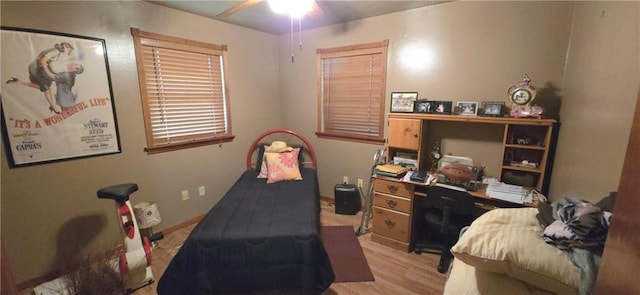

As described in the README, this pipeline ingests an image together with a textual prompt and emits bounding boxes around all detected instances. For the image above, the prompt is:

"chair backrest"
[426,186,475,216]
[425,186,475,234]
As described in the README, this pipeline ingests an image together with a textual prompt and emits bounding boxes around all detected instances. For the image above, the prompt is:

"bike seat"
[97,183,138,204]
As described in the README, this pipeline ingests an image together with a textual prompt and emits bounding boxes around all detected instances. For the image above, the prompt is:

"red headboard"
[246,129,317,170]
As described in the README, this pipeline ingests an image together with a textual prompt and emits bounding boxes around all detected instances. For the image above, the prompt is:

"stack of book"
[375,164,408,178]
[486,181,526,204]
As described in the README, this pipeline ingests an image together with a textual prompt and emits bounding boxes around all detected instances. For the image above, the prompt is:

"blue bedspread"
[157,168,335,294]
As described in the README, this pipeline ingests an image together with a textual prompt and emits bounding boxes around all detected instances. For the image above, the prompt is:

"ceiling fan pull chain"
[299,17,303,52]
[290,16,295,63]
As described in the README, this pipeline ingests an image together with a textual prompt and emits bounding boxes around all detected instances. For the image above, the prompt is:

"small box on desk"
[334,183,360,215]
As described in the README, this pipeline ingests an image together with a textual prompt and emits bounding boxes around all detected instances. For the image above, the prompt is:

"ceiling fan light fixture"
[268,0,314,19]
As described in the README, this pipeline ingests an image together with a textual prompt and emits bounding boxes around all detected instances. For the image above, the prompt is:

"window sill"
[316,132,384,145]
[145,135,235,154]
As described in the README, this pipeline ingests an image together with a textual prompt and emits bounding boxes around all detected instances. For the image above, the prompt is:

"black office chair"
[414,186,475,273]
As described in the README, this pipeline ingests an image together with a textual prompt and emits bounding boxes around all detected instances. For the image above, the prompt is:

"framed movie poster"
[1,27,120,167]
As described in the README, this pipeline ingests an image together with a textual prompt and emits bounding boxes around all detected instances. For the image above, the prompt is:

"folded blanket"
[543,198,611,249]
[539,197,613,295]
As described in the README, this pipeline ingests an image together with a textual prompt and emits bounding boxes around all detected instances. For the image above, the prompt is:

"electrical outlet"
[357,178,363,188]
[181,190,189,201]
[343,176,349,184]
[199,186,206,197]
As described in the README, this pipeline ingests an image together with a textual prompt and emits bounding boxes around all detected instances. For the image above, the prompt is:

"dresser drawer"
[371,233,410,252]
[374,179,413,198]
[372,207,410,242]
[374,193,412,213]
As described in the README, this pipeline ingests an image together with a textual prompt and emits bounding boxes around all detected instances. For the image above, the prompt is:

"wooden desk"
[371,175,534,252]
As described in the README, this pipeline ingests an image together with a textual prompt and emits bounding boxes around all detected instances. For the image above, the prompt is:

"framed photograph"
[457,101,478,116]
[413,99,434,113]
[433,101,453,115]
[480,101,505,117]
[390,92,418,113]
[1,27,120,167]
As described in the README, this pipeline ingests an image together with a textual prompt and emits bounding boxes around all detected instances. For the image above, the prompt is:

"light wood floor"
[133,201,447,295]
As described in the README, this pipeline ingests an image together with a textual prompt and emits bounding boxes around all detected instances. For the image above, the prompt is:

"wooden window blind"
[316,40,388,144]
[131,28,233,154]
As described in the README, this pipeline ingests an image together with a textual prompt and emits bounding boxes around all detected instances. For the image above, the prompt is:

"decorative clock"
[507,74,543,118]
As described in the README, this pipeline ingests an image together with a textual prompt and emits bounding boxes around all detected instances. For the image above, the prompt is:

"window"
[131,28,233,154]
[316,40,388,144]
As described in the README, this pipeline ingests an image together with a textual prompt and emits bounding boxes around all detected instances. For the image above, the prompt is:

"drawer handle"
[386,185,398,193]
[384,220,396,229]
[386,200,398,208]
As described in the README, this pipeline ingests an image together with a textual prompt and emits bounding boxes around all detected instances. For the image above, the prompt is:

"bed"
[157,129,335,294]
[444,194,615,295]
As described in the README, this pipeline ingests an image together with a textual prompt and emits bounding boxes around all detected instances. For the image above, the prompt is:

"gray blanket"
[539,197,613,295]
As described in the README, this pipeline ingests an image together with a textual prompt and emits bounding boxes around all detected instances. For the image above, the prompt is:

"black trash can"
[334,183,360,215]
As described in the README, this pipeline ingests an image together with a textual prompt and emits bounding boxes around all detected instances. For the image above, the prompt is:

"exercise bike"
[97,183,153,292]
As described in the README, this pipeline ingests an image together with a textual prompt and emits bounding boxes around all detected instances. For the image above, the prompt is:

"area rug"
[321,225,375,282]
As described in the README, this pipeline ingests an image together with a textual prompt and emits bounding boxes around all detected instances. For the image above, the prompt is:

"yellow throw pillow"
[450,208,579,295]
[265,148,302,184]
[265,140,293,153]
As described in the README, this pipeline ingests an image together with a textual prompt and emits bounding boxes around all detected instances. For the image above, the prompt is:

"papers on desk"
[485,181,526,204]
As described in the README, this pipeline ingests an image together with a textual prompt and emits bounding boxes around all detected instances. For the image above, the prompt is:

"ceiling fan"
[216,0,322,19]
[216,0,322,62]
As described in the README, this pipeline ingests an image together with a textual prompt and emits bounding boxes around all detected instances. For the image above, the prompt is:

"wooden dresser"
[371,178,416,252]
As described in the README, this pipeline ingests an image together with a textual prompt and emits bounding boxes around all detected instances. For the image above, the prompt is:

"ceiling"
[148,1,446,35]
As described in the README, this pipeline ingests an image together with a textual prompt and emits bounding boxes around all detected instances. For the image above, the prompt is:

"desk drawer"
[374,193,411,213]
[372,207,410,242]
[374,179,413,198]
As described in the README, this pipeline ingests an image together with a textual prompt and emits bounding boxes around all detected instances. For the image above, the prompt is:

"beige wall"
[279,1,638,205]
[554,2,639,199]
[1,0,282,283]
[1,0,638,287]
[279,1,635,203]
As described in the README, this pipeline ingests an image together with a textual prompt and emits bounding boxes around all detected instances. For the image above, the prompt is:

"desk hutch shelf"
[387,113,558,193]
[372,113,558,252]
